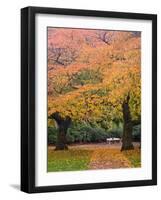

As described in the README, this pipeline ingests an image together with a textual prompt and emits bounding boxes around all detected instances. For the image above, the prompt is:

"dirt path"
[68,142,140,150]
[69,143,136,169]
[89,148,131,169]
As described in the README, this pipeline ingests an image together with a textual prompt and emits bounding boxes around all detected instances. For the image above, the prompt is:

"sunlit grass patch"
[123,148,141,167]
[48,148,93,172]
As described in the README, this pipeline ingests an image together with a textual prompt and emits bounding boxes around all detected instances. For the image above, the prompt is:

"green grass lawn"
[48,148,93,172]
[48,145,141,172]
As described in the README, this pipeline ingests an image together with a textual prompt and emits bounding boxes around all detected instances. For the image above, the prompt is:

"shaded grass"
[48,148,93,172]
[123,149,141,167]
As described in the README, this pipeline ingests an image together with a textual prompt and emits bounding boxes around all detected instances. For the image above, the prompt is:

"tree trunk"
[50,112,71,150]
[121,94,134,151]
[55,125,68,150]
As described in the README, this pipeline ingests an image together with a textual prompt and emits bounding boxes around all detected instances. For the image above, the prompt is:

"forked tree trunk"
[121,94,134,151]
[50,112,71,150]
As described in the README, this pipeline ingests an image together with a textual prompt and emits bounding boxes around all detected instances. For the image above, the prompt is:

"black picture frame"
[21,6,157,193]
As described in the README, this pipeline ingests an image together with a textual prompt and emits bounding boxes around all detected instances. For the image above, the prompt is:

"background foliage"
[48,123,141,144]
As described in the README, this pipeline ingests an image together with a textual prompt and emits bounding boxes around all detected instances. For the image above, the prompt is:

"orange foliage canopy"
[48,28,141,125]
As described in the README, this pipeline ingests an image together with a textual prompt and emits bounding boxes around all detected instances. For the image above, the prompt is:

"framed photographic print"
[21,6,157,193]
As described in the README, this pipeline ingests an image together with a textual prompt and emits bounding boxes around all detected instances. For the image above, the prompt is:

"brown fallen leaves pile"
[89,148,131,169]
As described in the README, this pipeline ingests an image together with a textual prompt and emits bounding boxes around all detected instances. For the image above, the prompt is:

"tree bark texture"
[121,94,134,151]
[50,112,71,150]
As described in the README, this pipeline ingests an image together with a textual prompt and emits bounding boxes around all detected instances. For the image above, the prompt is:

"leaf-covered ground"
[48,144,141,172]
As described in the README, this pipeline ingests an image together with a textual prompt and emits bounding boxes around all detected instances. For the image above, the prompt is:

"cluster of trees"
[48,28,141,151]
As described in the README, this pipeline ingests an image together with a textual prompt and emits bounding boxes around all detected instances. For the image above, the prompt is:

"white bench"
[106,137,121,144]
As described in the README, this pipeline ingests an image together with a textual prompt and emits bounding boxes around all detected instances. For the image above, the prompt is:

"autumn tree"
[48,28,141,151]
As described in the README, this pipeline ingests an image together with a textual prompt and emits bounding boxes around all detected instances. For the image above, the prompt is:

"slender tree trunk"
[121,94,134,151]
[50,112,71,150]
